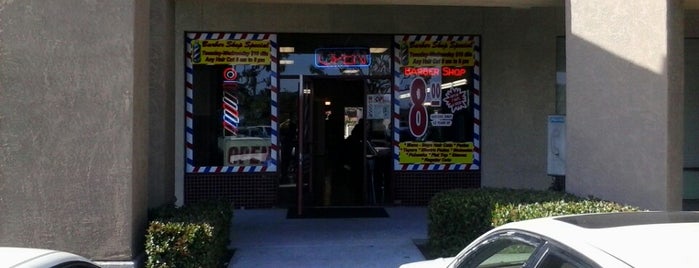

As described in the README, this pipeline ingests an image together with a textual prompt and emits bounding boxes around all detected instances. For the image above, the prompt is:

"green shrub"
[426,188,639,258]
[491,199,641,227]
[427,189,495,258]
[145,221,215,268]
[145,201,233,268]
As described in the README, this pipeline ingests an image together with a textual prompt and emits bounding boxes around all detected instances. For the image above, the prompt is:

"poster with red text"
[393,35,481,171]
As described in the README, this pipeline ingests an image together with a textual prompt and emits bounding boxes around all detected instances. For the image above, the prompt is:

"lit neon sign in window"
[315,47,371,68]
[402,67,468,77]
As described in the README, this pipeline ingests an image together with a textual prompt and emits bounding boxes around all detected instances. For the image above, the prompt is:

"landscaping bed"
[145,201,234,268]
[425,188,641,258]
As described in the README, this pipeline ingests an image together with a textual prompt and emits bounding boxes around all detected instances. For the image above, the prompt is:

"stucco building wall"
[149,0,177,208]
[687,10,699,37]
[0,0,150,262]
[565,0,684,210]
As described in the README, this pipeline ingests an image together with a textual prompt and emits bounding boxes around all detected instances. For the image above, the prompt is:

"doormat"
[286,207,389,219]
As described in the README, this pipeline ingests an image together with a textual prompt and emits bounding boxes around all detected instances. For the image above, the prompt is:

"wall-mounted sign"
[192,39,271,65]
[315,47,371,68]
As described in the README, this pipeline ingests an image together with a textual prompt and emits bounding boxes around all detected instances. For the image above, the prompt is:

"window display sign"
[185,32,278,173]
[314,47,371,68]
[403,67,467,77]
[393,35,481,171]
[399,142,474,164]
[192,39,271,65]
[367,94,391,119]
[219,137,271,165]
[404,40,475,67]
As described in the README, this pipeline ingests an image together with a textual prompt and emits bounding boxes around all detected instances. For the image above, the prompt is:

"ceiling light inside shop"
[440,79,467,89]
[370,47,388,53]
[280,59,294,65]
[280,47,295,53]
[342,69,360,74]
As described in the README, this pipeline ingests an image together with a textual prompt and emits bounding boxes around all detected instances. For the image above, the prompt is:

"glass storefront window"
[184,33,481,173]
[278,78,299,181]
[366,78,392,147]
[185,33,278,172]
[393,35,481,170]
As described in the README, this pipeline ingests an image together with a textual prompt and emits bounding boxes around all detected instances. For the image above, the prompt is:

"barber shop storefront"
[184,32,482,209]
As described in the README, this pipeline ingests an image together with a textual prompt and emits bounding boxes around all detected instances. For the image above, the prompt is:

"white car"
[401,211,699,268]
[0,247,99,268]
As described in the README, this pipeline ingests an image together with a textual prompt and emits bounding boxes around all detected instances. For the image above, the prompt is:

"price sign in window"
[393,35,481,170]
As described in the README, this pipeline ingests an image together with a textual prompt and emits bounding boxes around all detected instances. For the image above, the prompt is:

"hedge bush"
[426,188,640,258]
[145,201,234,268]
[491,199,641,227]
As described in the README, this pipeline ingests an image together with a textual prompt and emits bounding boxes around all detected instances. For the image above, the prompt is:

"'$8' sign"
[409,78,428,138]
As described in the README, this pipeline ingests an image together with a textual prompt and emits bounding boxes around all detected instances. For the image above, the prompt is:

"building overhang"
[225,0,699,10]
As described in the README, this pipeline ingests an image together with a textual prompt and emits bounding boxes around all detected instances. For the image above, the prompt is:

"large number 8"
[409,77,428,138]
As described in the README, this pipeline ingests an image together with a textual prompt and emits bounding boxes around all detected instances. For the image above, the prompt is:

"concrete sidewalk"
[228,207,428,268]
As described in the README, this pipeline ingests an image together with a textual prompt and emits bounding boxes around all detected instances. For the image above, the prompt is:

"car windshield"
[456,233,541,268]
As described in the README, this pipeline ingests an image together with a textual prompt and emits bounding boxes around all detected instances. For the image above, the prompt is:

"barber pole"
[222,67,240,135]
[222,86,239,135]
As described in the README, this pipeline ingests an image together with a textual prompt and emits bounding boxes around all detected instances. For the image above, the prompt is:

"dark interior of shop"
[312,78,366,206]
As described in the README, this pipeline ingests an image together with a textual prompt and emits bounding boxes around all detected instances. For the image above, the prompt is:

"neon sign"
[403,66,467,77]
[315,47,371,67]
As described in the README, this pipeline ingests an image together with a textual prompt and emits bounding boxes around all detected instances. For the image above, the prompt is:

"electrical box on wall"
[547,115,566,176]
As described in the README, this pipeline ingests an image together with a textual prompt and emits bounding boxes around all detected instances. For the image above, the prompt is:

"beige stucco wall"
[174,2,564,198]
[0,0,150,262]
[480,8,564,189]
[149,0,177,209]
[565,0,684,210]
[688,10,699,37]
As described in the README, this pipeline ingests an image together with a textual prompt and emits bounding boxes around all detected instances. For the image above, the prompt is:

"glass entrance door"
[280,76,392,212]
[302,77,368,208]
[295,75,313,214]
